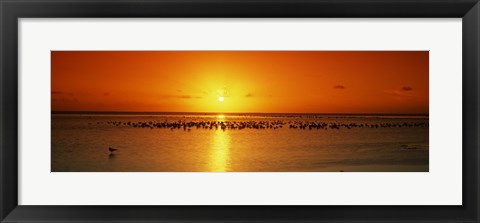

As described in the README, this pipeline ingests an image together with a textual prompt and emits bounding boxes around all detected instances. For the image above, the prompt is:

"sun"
[218,96,224,102]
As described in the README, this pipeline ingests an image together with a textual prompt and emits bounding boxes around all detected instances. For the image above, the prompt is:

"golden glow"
[209,130,230,172]
[51,51,429,114]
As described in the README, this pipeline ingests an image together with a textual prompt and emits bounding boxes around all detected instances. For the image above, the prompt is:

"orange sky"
[51,51,428,114]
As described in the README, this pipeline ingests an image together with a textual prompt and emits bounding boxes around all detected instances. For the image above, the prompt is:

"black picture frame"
[1,0,479,222]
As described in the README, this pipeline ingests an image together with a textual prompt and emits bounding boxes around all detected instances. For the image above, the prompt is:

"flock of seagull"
[103,119,428,153]
[101,119,428,131]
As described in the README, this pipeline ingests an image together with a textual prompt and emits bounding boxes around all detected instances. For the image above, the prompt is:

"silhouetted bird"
[108,147,118,153]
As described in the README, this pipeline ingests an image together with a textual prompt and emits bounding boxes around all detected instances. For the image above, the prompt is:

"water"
[51,113,429,172]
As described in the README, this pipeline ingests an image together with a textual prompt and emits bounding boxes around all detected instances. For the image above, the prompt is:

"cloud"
[384,86,417,98]
[333,85,345,89]
[245,93,253,97]
[157,94,203,99]
[401,86,413,91]
[176,95,202,99]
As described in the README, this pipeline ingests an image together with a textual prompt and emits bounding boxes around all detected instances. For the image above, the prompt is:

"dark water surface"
[51,113,429,172]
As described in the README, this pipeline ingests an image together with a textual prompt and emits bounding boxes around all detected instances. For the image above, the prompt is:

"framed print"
[49,50,430,173]
[1,0,479,222]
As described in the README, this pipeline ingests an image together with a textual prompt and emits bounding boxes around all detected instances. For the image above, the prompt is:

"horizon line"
[51,111,429,116]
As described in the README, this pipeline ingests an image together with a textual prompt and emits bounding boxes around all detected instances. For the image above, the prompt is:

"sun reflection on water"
[209,129,231,172]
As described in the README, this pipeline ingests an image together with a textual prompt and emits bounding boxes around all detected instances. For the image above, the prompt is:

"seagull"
[108,147,118,153]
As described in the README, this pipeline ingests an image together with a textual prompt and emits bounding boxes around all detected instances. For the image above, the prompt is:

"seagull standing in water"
[108,147,118,153]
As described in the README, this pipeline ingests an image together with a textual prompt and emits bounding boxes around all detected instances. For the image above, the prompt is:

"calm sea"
[51,113,429,172]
